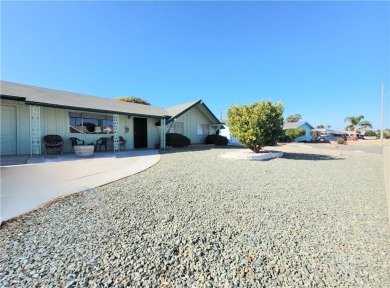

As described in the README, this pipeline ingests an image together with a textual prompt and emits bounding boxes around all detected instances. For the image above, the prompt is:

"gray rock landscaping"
[1,148,390,287]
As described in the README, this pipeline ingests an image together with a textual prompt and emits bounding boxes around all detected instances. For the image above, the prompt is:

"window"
[169,121,184,134]
[69,112,113,134]
[197,124,209,136]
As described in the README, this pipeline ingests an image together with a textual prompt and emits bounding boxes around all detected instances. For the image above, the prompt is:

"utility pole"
[381,83,384,146]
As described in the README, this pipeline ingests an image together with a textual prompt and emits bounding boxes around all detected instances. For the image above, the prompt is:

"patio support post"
[113,114,119,152]
[30,105,41,155]
[160,117,166,150]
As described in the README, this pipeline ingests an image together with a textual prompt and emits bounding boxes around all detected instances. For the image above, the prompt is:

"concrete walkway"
[0,150,161,223]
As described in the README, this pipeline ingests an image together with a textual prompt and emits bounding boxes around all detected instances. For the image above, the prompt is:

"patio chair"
[96,137,109,152]
[43,135,64,154]
[111,136,127,151]
[69,137,85,151]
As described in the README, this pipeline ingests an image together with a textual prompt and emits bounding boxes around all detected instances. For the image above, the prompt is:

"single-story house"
[283,121,314,142]
[0,81,221,155]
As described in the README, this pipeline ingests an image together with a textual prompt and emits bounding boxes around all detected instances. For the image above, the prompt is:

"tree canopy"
[116,96,151,105]
[344,115,372,133]
[284,128,306,141]
[286,114,302,122]
[227,100,284,153]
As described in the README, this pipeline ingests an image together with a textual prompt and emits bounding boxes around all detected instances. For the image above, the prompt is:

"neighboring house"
[283,121,314,142]
[216,120,244,146]
[0,81,220,155]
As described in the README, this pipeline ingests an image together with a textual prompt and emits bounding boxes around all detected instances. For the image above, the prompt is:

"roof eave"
[166,100,220,124]
[166,100,202,124]
[199,101,221,124]
[0,94,27,101]
[24,100,163,118]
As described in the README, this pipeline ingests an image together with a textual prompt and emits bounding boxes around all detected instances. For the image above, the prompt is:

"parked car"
[317,133,347,142]
[347,135,358,141]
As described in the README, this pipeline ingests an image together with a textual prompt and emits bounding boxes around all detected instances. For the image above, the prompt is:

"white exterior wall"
[147,118,160,149]
[217,124,243,146]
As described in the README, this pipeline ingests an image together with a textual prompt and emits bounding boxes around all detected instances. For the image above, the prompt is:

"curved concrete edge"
[221,151,283,161]
[67,153,161,189]
[1,150,161,225]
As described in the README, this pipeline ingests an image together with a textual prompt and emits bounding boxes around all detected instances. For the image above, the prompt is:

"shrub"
[166,133,190,148]
[205,134,228,146]
[364,130,376,136]
[227,100,284,153]
[284,128,306,141]
[337,137,345,144]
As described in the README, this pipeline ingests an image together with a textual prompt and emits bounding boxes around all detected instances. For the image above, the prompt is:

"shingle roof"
[165,101,200,118]
[0,81,218,124]
[0,81,168,118]
[283,121,314,129]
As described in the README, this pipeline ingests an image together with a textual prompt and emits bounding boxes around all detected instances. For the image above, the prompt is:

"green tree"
[284,128,306,141]
[364,130,377,136]
[286,114,302,122]
[344,115,372,133]
[117,96,151,105]
[227,100,284,153]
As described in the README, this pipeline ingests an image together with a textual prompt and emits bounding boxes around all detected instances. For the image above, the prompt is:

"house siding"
[174,106,216,144]
[147,118,160,149]
[57,112,155,152]
[1,99,30,155]
[0,99,160,155]
[294,123,313,142]
[1,83,221,155]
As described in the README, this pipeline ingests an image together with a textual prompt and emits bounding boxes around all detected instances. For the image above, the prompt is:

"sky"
[1,1,389,131]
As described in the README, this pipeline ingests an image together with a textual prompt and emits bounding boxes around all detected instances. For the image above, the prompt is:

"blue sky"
[1,1,389,130]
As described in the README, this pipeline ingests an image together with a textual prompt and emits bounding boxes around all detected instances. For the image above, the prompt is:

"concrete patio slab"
[0,150,161,223]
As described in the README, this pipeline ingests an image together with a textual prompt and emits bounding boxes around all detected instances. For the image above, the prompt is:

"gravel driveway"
[1,148,389,287]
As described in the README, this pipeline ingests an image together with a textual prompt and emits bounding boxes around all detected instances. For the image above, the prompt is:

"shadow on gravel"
[280,152,343,161]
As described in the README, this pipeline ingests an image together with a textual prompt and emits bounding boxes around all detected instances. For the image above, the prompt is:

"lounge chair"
[43,135,64,154]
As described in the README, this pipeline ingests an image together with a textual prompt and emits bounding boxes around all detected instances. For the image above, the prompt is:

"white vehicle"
[317,133,346,142]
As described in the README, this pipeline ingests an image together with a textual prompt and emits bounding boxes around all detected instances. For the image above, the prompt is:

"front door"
[1,106,17,155]
[134,117,147,148]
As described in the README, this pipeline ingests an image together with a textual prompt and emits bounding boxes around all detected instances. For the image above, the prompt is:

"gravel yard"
[1,148,390,287]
